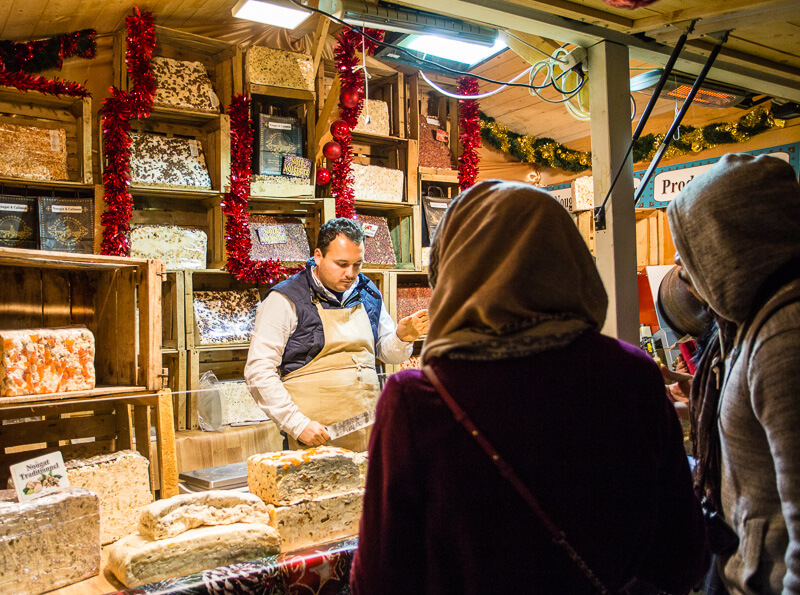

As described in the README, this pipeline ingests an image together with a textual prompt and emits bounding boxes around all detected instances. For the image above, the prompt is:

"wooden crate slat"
[0,413,117,448]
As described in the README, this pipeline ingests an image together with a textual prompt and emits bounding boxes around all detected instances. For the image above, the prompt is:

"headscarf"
[421,180,608,362]
[667,153,800,324]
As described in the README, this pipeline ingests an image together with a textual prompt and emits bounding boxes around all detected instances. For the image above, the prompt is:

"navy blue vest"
[269,259,383,376]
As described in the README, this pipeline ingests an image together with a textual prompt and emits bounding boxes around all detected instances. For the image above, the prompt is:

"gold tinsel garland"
[479,106,785,173]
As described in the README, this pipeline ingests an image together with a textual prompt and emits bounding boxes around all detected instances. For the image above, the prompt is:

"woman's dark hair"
[317,218,364,255]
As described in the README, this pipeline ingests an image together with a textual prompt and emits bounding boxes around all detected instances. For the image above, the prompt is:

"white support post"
[588,40,639,346]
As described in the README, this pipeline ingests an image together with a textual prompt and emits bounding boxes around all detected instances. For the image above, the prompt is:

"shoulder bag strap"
[422,364,612,594]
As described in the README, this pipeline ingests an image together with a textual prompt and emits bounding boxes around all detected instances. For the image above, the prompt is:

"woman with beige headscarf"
[351,180,709,594]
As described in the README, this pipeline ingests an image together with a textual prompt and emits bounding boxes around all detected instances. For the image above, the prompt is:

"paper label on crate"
[257,225,288,245]
[426,116,440,126]
[10,452,70,503]
[0,202,27,212]
[361,222,378,238]
[268,121,293,130]
[429,201,449,209]
[51,205,84,214]
[436,129,449,143]
[50,129,61,151]
[189,140,199,157]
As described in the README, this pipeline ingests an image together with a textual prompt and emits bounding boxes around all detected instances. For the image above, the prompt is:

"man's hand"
[298,421,330,446]
[396,309,429,342]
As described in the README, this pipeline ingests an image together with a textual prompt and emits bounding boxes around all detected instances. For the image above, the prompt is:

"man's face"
[674,252,705,305]
[314,234,364,293]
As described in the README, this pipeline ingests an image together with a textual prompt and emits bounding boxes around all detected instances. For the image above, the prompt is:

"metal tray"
[179,462,248,490]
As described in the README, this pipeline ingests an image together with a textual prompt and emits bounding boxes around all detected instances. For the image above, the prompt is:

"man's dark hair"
[317,218,364,255]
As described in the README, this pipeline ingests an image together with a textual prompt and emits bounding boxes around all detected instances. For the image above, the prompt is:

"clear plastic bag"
[197,370,223,432]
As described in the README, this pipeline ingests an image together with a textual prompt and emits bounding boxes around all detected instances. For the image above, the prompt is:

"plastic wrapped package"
[0,195,38,249]
[357,214,397,268]
[192,288,260,345]
[396,284,433,319]
[130,225,208,270]
[130,133,212,189]
[248,215,310,264]
[220,380,268,425]
[0,122,68,181]
[422,192,452,245]
[197,370,223,431]
[351,163,404,203]
[152,56,220,113]
[246,46,315,91]
[0,327,95,397]
[0,487,101,595]
[39,196,94,254]
[353,99,390,136]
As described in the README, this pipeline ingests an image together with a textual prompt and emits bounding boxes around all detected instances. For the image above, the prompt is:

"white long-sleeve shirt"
[244,268,412,439]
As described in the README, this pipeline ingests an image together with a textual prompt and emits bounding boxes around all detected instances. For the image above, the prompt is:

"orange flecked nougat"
[247,447,361,506]
[0,327,95,397]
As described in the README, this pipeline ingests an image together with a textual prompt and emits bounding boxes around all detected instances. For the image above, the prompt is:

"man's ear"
[314,248,322,267]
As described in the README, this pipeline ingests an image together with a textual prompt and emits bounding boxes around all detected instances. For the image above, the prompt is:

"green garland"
[480,106,784,174]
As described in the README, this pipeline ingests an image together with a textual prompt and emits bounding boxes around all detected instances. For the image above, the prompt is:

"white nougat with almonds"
[138,490,272,540]
[107,523,280,588]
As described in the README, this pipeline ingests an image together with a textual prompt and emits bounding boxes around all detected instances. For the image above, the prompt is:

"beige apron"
[282,302,379,452]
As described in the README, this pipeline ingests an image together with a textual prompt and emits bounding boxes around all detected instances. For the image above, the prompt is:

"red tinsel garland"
[0,29,96,73]
[223,94,303,284]
[601,0,658,7]
[99,7,157,256]
[331,27,385,219]
[0,64,90,97]
[457,76,480,191]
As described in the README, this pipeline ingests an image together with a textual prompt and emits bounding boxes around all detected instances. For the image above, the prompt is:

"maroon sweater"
[350,331,709,594]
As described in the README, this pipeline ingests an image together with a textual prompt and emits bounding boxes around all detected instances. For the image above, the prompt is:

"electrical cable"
[419,66,533,99]
[286,0,582,92]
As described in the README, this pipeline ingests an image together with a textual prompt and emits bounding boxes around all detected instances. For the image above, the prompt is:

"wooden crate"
[161,271,186,350]
[0,247,163,393]
[356,203,421,270]
[184,269,270,350]
[162,349,188,430]
[346,135,419,206]
[0,390,178,498]
[636,208,675,268]
[407,72,460,166]
[186,346,250,430]
[207,196,335,269]
[0,87,92,187]
[113,113,231,196]
[114,25,240,112]
[572,210,596,257]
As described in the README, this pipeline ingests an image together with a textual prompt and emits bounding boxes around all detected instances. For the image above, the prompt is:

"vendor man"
[245,218,428,452]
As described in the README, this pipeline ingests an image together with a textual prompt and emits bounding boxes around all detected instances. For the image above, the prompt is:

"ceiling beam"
[394,0,800,102]
[628,0,796,35]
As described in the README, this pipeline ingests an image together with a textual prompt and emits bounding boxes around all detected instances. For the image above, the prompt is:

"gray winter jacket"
[667,153,800,594]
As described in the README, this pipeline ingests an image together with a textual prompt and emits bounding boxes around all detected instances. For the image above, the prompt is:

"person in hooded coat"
[350,180,709,594]
[667,153,800,594]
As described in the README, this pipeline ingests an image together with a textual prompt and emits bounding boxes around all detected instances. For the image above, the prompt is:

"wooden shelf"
[0,385,149,407]
[0,89,92,185]
[351,131,409,147]
[419,167,459,183]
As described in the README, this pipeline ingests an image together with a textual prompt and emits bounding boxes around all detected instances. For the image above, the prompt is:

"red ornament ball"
[330,119,350,141]
[340,87,360,109]
[323,140,342,160]
[316,167,331,185]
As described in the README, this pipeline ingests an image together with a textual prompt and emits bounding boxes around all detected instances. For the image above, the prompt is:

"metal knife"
[326,409,376,441]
